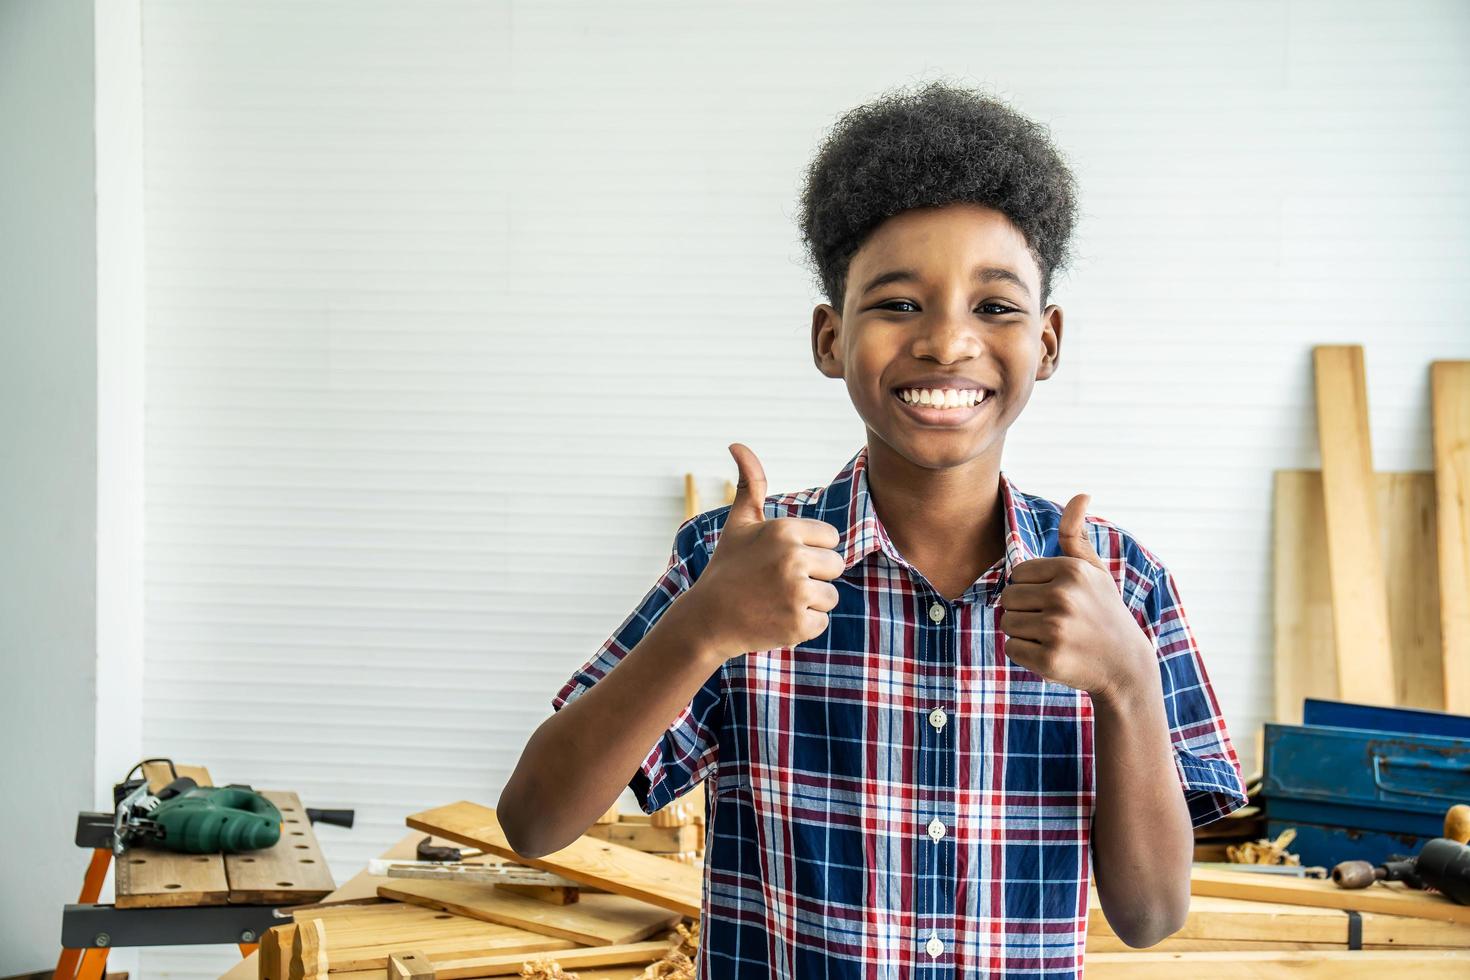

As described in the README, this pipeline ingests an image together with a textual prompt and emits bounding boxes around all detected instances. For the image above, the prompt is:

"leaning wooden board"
[1432,360,1470,712]
[1312,344,1396,705]
[1273,469,1444,721]
[407,802,702,918]
[1190,866,1470,925]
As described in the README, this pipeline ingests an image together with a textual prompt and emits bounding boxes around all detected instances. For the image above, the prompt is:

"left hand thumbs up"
[998,490,1154,700]
[1057,493,1108,572]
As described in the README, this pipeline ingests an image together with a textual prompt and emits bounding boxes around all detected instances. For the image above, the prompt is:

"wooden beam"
[1313,344,1395,704]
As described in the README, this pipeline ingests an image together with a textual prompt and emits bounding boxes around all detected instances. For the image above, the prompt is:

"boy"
[499,80,1247,978]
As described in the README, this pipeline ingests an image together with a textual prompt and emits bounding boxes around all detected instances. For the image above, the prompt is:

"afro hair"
[796,80,1079,311]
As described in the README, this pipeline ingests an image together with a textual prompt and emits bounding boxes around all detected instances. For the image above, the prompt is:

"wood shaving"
[518,960,580,980]
[1227,827,1300,866]
[633,919,700,980]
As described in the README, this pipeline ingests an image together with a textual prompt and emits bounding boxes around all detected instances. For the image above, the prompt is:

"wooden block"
[1085,949,1470,978]
[406,801,702,919]
[386,952,433,980]
[595,802,621,825]
[585,822,700,853]
[259,923,295,980]
[226,790,337,905]
[492,882,579,905]
[115,844,231,908]
[1190,866,1470,925]
[379,879,677,946]
[1273,470,1444,721]
[1432,360,1470,712]
[1312,345,1396,704]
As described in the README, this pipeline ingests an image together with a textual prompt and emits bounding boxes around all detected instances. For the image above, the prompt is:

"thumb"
[1058,493,1105,570]
[727,443,768,527]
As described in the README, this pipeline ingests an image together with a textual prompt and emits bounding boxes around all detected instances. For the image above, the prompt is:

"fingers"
[802,579,840,613]
[789,517,841,549]
[1008,556,1066,583]
[727,443,768,526]
[996,607,1047,641]
[996,581,1051,610]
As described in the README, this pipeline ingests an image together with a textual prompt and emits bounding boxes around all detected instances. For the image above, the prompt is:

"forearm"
[498,588,723,857]
[1090,638,1194,948]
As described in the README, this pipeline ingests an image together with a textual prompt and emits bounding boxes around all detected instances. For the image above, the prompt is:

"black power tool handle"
[306,807,355,828]
[1417,837,1470,906]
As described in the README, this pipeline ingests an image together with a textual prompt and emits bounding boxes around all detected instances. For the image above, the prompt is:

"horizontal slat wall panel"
[139,2,1470,975]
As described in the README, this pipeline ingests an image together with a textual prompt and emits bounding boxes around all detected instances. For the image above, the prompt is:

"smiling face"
[812,202,1063,470]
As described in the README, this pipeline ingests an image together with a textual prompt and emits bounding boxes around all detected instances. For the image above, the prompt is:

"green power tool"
[112,759,283,855]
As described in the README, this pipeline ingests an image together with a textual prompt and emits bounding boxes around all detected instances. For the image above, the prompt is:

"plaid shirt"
[552,443,1246,979]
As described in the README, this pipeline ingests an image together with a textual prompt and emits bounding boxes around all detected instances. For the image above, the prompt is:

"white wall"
[0,0,99,970]
[131,2,1468,976]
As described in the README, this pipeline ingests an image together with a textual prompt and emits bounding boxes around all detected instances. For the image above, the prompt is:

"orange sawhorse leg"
[55,848,113,980]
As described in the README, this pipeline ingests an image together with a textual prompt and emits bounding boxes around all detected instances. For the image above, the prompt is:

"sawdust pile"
[1227,827,1301,866]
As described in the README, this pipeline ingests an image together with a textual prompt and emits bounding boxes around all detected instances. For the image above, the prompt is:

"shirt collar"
[818,443,1040,601]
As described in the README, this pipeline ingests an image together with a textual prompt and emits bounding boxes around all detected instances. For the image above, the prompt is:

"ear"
[812,303,845,380]
[1035,303,1064,381]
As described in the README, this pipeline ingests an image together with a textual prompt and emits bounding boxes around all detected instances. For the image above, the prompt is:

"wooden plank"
[1381,472,1445,708]
[115,844,231,908]
[297,905,573,975]
[584,822,701,853]
[424,940,670,978]
[143,761,213,792]
[1088,890,1470,949]
[1432,360,1470,711]
[1086,949,1470,978]
[378,879,678,946]
[1273,470,1443,721]
[1312,345,1395,704]
[226,790,337,904]
[1190,866,1470,925]
[406,802,701,919]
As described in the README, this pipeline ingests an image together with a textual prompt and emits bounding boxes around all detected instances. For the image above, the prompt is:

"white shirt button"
[926,933,944,959]
[927,817,946,841]
[928,706,948,731]
[928,601,945,623]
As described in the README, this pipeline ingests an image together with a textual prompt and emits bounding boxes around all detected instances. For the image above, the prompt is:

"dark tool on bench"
[111,758,354,855]
[1331,837,1470,905]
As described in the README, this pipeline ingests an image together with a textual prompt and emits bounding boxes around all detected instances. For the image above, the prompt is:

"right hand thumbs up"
[727,442,769,529]
[687,444,847,662]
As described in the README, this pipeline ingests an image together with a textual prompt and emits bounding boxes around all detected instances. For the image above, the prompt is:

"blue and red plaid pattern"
[552,443,1247,979]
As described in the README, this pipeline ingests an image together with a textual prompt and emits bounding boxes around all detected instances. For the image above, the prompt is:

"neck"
[862,434,1008,582]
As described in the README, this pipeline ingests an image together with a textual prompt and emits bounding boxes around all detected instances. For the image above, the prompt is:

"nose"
[911,303,982,363]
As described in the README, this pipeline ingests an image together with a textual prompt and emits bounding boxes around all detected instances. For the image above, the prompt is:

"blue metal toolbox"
[1263,698,1470,868]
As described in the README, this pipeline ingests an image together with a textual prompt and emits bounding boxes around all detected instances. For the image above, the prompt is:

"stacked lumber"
[257,803,702,980]
[586,783,706,866]
[1276,349,1470,719]
[255,802,1469,979]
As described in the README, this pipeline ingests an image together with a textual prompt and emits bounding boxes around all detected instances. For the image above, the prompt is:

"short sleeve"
[1134,560,1249,828]
[551,513,722,814]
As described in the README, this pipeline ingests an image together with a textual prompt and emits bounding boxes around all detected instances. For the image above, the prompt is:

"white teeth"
[899,387,988,409]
